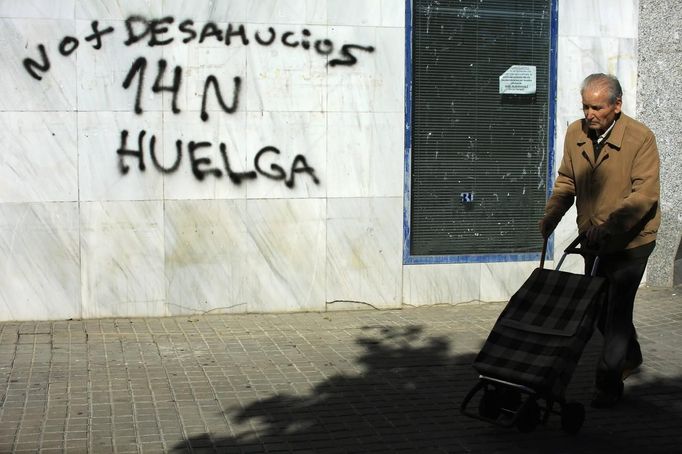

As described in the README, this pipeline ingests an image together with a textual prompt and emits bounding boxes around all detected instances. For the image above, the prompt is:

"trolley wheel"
[478,389,502,419]
[561,402,585,435]
[516,398,540,433]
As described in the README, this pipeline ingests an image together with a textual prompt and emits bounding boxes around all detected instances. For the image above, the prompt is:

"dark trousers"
[584,241,655,393]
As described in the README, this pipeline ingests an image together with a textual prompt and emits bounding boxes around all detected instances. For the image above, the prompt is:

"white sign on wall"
[499,65,536,95]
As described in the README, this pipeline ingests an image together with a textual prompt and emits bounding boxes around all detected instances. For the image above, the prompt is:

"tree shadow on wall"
[171,325,682,453]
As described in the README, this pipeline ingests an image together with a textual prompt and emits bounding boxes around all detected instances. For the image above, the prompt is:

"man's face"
[581,84,622,134]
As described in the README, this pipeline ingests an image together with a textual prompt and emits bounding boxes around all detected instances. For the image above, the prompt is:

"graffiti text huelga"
[117,129,320,188]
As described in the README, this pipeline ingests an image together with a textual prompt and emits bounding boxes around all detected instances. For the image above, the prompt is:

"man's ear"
[614,97,622,114]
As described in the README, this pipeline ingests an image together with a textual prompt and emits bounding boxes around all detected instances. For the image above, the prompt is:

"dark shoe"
[590,389,620,409]
[591,382,624,409]
[622,357,643,381]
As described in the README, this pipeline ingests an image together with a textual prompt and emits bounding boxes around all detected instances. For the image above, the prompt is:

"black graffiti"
[301,29,311,50]
[328,44,376,67]
[121,57,148,114]
[201,75,241,122]
[119,15,372,67]
[152,140,181,174]
[116,129,320,188]
[22,15,376,82]
[255,147,320,188]
[124,15,175,46]
[124,16,252,47]
[219,143,257,184]
[58,36,79,56]
[55,22,116,56]
[23,44,50,80]
[121,57,240,119]
[187,141,222,180]
[152,59,182,113]
[117,129,148,173]
[225,23,250,46]
[314,39,334,56]
[178,19,197,43]
[254,27,276,46]
[198,22,223,43]
[281,31,300,48]
[84,21,115,50]
[23,20,116,80]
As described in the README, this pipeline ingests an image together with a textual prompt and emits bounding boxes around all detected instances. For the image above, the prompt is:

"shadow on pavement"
[172,325,682,453]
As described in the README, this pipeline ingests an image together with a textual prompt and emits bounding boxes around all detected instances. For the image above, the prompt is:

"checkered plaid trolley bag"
[460,235,606,434]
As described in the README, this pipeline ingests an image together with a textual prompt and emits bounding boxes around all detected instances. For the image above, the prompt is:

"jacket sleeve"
[543,141,576,224]
[603,131,660,234]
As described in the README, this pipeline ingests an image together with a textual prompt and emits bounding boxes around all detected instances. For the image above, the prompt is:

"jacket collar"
[576,112,629,150]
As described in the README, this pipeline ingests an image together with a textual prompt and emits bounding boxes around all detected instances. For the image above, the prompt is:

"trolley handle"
[540,234,602,277]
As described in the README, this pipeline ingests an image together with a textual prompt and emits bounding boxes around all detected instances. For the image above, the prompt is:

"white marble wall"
[0,0,404,321]
[0,0,643,321]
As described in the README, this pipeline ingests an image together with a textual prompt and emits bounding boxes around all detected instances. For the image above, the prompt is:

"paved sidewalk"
[1,287,681,453]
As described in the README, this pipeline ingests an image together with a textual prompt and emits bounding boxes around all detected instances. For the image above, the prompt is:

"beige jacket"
[544,113,660,252]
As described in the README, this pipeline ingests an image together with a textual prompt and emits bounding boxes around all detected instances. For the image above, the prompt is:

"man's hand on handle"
[585,224,609,249]
[538,217,557,239]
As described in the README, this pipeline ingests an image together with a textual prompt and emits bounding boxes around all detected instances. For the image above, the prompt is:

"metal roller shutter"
[410,0,554,258]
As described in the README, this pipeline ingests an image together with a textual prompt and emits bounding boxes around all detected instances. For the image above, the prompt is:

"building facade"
[0,0,679,321]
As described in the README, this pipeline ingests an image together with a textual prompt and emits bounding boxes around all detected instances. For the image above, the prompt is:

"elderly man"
[539,73,661,408]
